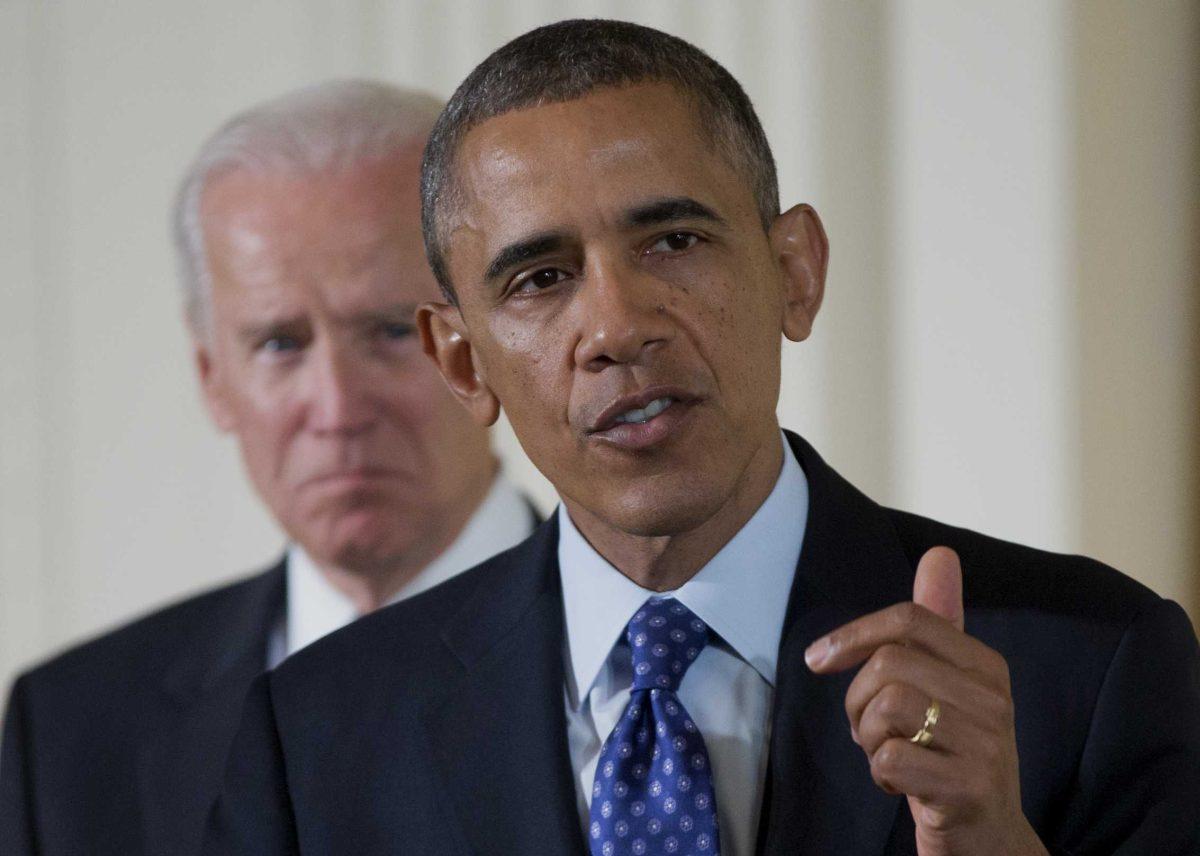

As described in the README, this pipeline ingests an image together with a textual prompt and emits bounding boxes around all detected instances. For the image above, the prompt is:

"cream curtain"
[2,0,1196,690]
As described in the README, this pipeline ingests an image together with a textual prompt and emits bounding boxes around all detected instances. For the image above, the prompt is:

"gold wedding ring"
[910,699,940,747]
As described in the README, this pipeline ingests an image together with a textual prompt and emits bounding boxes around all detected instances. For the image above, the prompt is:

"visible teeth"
[644,397,671,418]
[614,397,674,425]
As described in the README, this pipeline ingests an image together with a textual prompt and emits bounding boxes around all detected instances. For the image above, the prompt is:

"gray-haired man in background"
[0,80,538,856]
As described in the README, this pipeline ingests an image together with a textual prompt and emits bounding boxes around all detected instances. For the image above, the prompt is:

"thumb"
[913,546,964,631]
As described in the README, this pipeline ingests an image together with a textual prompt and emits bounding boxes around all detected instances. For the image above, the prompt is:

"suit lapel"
[393,431,918,855]
[138,562,285,855]
[757,434,916,856]
[423,517,588,856]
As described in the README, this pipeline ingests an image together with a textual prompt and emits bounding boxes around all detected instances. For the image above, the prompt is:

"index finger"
[804,601,1007,682]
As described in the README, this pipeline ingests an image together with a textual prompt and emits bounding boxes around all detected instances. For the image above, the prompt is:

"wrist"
[1005,817,1049,856]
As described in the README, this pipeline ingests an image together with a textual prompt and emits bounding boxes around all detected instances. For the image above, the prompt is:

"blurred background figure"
[0,80,538,855]
[0,0,1196,792]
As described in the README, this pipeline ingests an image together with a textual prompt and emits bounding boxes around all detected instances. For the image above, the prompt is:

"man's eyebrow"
[237,317,303,344]
[235,304,419,341]
[624,197,726,229]
[483,233,567,282]
[351,303,420,322]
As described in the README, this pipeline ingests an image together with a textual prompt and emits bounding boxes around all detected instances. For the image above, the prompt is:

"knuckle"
[996,659,1013,692]
[872,643,903,675]
[995,697,1015,730]
[857,716,883,752]
[976,734,1001,764]
[872,739,902,775]
[893,601,921,631]
[844,691,858,722]
[876,683,907,719]
[986,648,1012,683]
[978,685,1014,728]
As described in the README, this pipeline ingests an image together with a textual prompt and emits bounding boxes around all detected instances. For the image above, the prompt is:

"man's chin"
[591,483,729,539]
[298,512,425,574]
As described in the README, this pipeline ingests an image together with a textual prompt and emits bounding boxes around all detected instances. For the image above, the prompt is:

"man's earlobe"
[772,204,829,342]
[416,302,501,427]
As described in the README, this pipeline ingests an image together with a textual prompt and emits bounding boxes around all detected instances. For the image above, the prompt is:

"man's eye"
[514,267,568,293]
[261,336,301,353]
[648,232,700,254]
[381,322,415,340]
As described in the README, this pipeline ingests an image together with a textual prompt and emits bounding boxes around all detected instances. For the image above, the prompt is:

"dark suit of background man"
[0,80,540,856]
[203,21,1200,856]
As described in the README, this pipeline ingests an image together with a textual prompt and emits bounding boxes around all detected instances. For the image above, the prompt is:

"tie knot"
[625,597,709,693]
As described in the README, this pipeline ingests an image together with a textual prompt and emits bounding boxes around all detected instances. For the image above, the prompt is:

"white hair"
[173,79,444,335]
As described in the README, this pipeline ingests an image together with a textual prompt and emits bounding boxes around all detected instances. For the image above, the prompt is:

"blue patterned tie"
[588,597,721,856]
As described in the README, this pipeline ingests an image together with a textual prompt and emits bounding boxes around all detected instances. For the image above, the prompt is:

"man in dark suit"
[0,81,539,856]
[202,21,1200,856]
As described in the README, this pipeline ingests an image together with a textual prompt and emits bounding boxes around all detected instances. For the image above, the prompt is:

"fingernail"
[805,636,829,669]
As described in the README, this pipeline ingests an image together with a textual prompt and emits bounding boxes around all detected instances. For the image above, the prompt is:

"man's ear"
[192,333,237,433]
[770,203,829,342]
[416,301,501,427]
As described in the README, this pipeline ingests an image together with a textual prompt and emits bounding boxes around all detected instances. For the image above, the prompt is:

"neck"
[565,429,785,591]
[312,459,499,613]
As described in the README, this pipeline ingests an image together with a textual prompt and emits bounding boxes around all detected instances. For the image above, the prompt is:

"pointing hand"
[805,547,1048,856]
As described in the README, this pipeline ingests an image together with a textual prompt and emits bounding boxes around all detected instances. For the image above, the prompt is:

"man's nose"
[306,343,375,435]
[573,262,672,371]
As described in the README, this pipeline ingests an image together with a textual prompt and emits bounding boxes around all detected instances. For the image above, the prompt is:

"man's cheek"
[395,383,446,428]
[490,351,551,403]
[491,306,570,360]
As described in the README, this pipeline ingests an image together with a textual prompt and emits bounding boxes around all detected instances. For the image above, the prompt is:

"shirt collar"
[285,471,535,658]
[558,432,809,709]
[391,471,534,601]
[285,543,358,658]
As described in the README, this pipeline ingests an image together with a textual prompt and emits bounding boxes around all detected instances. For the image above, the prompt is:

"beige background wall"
[2,0,1197,692]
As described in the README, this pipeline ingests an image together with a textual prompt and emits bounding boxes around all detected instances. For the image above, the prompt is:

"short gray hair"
[421,19,779,304]
[174,79,443,334]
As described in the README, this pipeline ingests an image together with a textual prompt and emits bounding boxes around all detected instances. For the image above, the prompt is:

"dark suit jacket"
[201,432,1200,855]
[1,496,543,856]
[0,561,286,856]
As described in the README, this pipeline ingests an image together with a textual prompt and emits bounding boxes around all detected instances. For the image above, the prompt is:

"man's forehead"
[205,156,419,225]
[202,164,440,317]
[210,266,427,329]
[450,84,733,236]
[460,84,699,179]
[206,160,425,259]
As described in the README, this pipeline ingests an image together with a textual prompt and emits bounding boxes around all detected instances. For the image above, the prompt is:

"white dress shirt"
[266,473,536,668]
[559,436,809,856]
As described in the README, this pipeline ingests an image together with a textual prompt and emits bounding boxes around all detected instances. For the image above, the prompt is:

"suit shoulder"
[270,535,542,700]
[14,564,283,696]
[276,547,521,678]
[885,508,1161,624]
